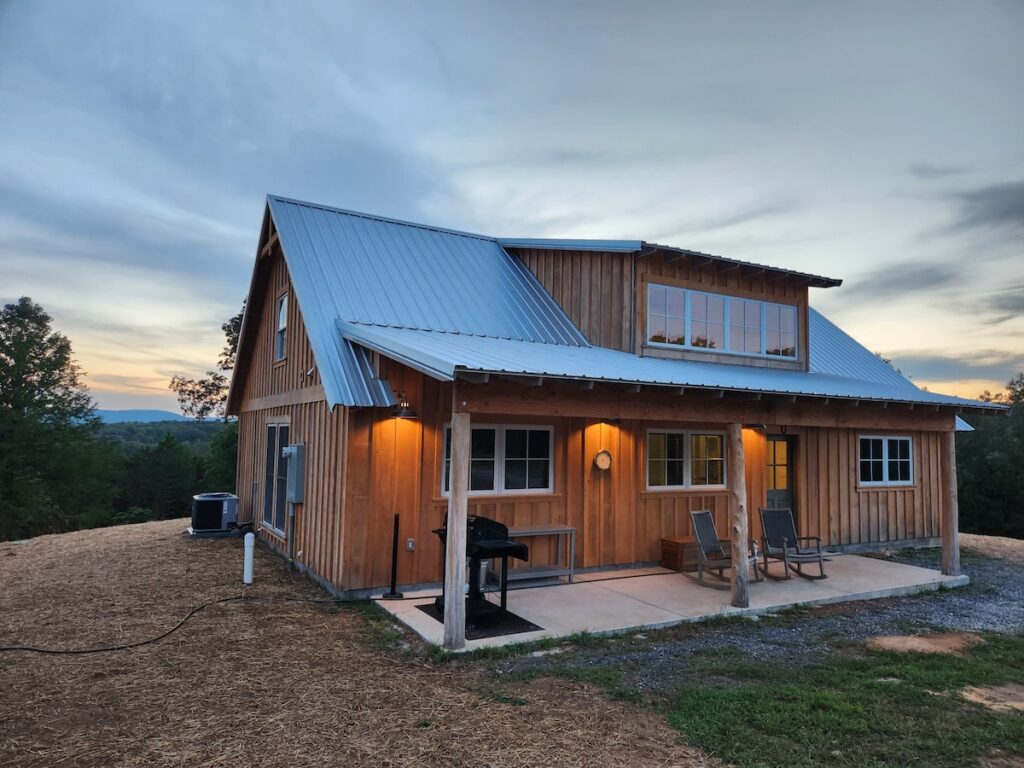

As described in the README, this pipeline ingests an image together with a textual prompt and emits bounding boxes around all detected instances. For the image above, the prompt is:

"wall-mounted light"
[392,391,418,419]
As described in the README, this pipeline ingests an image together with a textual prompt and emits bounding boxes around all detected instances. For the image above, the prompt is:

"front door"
[766,436,794,512]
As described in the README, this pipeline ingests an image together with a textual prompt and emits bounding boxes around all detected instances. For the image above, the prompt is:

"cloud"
[948,181,1024,234]
[887,349,1024,384]
[909,162,966,180]
[839,261,960,302]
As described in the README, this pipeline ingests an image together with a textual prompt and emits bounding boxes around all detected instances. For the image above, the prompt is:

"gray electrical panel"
[282,444,305,503]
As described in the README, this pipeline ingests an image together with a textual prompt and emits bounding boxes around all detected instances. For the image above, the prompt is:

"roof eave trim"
[497,238,643,253]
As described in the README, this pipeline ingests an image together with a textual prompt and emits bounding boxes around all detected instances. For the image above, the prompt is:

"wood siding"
[512,247,810,368]
[233,245,348,587]
[335,362,948,592]
[234,241,322,410]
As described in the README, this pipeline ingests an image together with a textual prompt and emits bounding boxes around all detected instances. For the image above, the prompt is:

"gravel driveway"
[498,536,1024,695]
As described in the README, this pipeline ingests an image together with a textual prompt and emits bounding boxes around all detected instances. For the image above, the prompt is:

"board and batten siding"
[335,360,948,592]
[511,247,810,368]
[233,243,349,588]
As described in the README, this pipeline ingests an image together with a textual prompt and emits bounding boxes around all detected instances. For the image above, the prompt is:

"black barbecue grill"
[433,515,529,623]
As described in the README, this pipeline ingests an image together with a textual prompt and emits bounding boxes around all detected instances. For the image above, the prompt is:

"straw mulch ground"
[0,520,713,767]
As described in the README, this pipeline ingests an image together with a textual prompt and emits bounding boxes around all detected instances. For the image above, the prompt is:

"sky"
[0,0,1022,410]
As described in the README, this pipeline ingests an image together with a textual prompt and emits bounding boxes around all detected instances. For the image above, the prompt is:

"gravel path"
[498,537,1024,696]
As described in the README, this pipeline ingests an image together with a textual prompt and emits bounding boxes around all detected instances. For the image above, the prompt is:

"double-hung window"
[647,430,726,489]
[274,293,288,361]
[646,283,798,360]
[859,436,913,486]
[444,425,553,495]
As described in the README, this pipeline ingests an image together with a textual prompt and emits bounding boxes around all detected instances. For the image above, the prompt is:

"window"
[859,436,913,485]
[765,303,797,357]
[274,293,288,361]
[645,283,798,360]
[647,430,726,489]
[689,291,725,350]
[444,425,553,495]
[728,298,761,354]
[646,284,686,345]
[262,423,290,532]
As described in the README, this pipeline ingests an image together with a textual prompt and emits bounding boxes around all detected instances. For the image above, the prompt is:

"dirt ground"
[0,520,713,768]
[963,533,1024,565]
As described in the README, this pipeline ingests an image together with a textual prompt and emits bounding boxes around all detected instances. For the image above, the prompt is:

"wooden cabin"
[227,195,994,647]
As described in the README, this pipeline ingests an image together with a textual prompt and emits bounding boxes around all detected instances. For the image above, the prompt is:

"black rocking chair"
[759,507,827,580]
[688,510,762,590]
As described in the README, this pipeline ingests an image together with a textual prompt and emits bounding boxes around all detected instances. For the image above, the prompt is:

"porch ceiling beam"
[727,423,750,609]
[456,371,490,384]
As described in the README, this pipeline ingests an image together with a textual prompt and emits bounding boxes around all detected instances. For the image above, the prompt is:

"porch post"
[940,429,960,577]
[727,423,749,608]
[443,391,470,650]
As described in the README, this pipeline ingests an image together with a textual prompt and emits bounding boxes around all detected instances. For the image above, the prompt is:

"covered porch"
[378,554,969,652]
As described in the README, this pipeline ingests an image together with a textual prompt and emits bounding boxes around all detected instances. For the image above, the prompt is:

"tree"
[956,372,1024,539]
[169,301,244,421]
[0,297,119,540]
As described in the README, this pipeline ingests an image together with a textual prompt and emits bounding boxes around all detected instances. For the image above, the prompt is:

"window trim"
[645,428,728,491]
[273,292,288,363]
[441,423,555,497]
[858,434,914,487]
[645,283,799,361]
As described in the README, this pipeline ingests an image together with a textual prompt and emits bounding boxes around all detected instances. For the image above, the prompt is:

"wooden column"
[443,398,470,650]
[940,430,960,577]
[727,423,749,608]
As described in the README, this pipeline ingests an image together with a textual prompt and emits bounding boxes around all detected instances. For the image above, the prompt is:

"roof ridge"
[266,194,495,243]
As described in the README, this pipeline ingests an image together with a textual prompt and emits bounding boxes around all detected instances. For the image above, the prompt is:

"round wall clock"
[594,449,612,471]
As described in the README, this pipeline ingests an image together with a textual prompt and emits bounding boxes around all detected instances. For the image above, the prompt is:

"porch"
[377,554,969,652]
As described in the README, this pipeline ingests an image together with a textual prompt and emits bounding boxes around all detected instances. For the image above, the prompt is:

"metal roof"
[645,244,842,288]
[250,195,984,411]
[496,238,643,252]
[339,309,993,410]
[266,195,587,407]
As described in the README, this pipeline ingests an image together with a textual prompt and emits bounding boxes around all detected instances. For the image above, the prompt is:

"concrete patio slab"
[376,554,969,652]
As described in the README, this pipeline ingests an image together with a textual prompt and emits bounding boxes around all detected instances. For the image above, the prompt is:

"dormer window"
[646,283,798,360]
[274,293,288,361]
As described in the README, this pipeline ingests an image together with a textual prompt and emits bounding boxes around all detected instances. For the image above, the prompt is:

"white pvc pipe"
[243,532,255,585]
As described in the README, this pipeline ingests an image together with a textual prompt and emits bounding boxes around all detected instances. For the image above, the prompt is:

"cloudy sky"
[1,0,1022,410]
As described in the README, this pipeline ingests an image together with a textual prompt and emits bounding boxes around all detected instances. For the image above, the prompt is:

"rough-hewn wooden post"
[940,429,960,577]
[727,423,749,608]
[443,393,470,650]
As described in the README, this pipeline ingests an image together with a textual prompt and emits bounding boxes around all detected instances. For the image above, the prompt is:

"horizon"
[1,1,1021,409]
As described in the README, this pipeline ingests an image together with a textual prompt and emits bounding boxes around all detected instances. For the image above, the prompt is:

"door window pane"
[274,425,289,532]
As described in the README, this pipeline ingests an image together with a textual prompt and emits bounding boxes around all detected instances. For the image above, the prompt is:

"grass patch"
[666,633,1024,767]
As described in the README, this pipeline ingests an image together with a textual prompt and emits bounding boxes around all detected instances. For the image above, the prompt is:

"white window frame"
[858,435,914,487]
[646,283,799,361]
[646,429,728,491]
[274,293,288,362]
[442,424,555,497]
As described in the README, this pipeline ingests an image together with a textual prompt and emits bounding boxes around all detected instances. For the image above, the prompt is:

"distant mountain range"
[95,409,191,424]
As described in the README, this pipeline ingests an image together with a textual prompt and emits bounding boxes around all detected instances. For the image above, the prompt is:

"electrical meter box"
[282,444,305,504]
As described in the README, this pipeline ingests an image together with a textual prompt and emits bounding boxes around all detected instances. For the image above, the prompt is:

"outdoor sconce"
[594,449,612,471]
[392,391,418,419]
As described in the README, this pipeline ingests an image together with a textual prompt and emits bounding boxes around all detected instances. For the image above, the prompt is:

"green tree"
[117,435,202,520]
[0,297,119,539]
[169,301,244,420]
[957,373,1024,539]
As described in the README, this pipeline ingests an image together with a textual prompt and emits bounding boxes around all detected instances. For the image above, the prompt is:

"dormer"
[505,241,840,371]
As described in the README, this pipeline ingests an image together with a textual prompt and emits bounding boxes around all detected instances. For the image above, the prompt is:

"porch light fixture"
[392,391,418,419]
